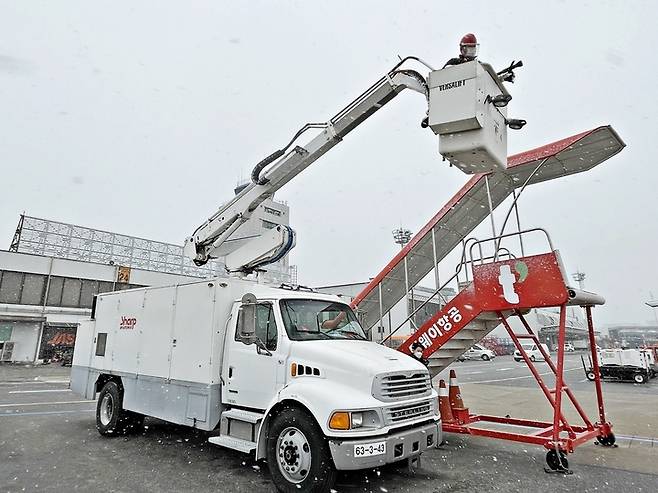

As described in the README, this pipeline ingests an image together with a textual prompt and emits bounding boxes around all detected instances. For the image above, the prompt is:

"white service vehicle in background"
[514,343,550,362]
[463,344,496,361]
[71,279,440,492]
[589,348,656,384]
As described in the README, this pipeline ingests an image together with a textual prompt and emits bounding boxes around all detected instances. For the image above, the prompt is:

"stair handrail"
[380,236,481,346]
[456,247,516,281]
[379,268,461,346]
[468,228,555,266]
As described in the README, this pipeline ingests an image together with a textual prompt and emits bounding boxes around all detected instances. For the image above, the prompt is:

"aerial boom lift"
[184,60,430,271]
[184,54,519,273]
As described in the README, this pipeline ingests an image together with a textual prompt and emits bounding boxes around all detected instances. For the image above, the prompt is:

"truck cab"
[71,279,440,492]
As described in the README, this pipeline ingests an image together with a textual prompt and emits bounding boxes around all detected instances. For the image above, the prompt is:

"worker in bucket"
[443,33,479,67]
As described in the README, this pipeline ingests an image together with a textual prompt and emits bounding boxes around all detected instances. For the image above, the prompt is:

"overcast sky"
[1,1,657,326]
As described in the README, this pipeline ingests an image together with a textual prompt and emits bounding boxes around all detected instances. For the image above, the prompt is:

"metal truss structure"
[9,215,292,283]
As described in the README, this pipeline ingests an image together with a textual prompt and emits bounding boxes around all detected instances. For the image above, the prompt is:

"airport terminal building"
[0,206,292,363]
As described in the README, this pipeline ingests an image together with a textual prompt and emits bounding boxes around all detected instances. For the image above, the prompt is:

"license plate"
[354,441,386,457]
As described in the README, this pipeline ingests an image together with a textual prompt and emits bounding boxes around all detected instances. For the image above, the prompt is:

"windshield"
[280,299,367,341]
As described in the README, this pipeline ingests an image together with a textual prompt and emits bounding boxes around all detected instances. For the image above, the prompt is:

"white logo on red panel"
[498,264,520,304]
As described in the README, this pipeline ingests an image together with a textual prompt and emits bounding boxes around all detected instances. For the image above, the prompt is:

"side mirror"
[237,293,258,345]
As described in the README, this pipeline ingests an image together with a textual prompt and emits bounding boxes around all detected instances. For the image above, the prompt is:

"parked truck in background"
[71,278,440,492]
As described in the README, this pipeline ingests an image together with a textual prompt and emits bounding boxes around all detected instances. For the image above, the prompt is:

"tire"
[530,355,536,362]
[546,449,569,471]
[481,354,490,361]
[266,406,336,493]
[514,358,521,362]
[633,373,646,384]
[96,381,132,436]
[597,433,616,447]
[586,371,596,381]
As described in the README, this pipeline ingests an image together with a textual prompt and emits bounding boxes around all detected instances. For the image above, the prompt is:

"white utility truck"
[72,280,439,491]
[72,46,524,492]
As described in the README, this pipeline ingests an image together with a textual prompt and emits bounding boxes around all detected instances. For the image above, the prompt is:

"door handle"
[228,366,234,378]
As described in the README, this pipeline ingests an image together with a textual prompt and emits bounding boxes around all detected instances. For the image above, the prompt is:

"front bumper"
[327,420,441,470]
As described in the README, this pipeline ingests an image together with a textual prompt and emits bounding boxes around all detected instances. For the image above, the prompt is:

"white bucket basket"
[428,61,510,174]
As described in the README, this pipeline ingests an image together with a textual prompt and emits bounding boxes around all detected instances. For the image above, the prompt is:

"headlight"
[351,412,363,429]
[329,410,380,430]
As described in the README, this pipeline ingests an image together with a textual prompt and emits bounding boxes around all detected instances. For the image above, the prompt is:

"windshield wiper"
[324,328,366,340]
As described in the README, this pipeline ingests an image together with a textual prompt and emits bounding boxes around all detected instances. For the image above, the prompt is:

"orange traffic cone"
[448,369,465,410]
[448,369,470,424]
[438,379,455,423]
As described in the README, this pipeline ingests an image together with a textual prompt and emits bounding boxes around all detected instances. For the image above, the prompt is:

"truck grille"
[385,399,434,425]
[372,371,432,401]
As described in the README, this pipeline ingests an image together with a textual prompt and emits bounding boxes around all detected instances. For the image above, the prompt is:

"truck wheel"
[633,373,647,384]
[96,381,130,436]
[266,406,336,493]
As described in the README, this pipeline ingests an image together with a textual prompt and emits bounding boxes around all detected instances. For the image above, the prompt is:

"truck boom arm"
[184,59,430,269]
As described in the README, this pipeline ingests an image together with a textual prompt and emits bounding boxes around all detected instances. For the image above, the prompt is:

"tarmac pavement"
[1,362,657,492]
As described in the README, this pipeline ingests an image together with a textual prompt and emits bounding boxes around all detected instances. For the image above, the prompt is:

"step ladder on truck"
[351,127,625,473]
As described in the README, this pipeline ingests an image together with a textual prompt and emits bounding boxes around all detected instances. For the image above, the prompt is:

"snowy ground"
[1,361,657,492]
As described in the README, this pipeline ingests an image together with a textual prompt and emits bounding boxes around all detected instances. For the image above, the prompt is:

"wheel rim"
[276,426,312,484]
[100,393,114,426]
[634,374,644,383]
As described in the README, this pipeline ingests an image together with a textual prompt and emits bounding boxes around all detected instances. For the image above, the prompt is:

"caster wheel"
[597,433,616,447]
[545,449,569,472]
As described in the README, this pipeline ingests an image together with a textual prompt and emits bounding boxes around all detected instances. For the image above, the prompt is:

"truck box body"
[72,279,239,430]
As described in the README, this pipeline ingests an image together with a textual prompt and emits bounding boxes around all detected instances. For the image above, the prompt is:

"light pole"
[392,227,413,333]
[572,271,586,290]
[392,227,412,249]
[645,294,658,324]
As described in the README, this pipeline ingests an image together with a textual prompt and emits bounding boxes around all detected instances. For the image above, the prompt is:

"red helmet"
[460,33,479,59]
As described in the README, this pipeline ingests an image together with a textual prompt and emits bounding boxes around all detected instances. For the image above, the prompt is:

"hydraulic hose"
[250,149,285,185]
[250,57,429,186]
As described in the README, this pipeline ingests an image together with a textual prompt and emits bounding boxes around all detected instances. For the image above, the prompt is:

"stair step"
[435,340,473,350]
[209,435,256,453]
[449,332,478,340]
[222,408,264,424]
[430,348,470,357]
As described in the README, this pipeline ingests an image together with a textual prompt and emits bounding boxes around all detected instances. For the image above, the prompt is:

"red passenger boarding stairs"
[400,232,614,472]
[351,127,625,472]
